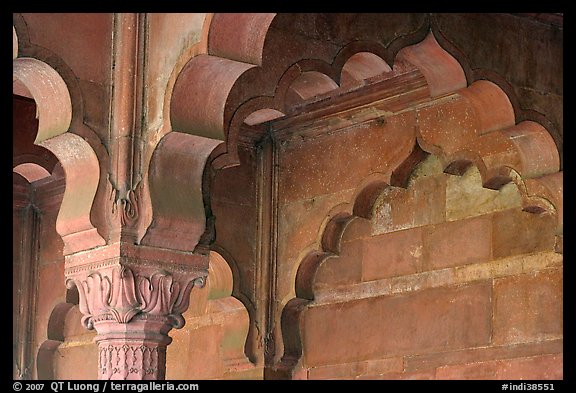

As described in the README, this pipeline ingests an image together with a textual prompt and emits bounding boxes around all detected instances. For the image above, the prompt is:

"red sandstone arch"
[280,165,561,377]
[163,13,562,378]
[13,29,107,379]
[276,90,562,378]
[36,289,81,380]
[170,13,439,169]
[160,14,462,257]
[13,52,104,255]
[14,16,114,245]
[140,131,220,252]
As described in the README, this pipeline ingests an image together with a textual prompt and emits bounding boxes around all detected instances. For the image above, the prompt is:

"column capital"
[65,244,208,331]
[64,243,208,379]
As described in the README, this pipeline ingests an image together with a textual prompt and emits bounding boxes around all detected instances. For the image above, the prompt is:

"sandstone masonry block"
[423,216,492,270]
[493,269,563,345]
[362,227,423,281]
[302,282,492,367]
[492,208,556,259]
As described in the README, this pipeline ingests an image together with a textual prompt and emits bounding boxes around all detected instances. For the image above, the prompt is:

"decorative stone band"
[94,317,174,380]
[98,342,167,380]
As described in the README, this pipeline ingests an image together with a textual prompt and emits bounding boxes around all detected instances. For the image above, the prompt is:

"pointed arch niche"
[171,14,563,380]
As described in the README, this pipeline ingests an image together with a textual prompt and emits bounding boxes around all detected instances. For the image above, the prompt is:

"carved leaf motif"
[150,274,169,316]
[137,274,158,314]
[171,280,187,313]
[67,278,93,329]
[89,273,112,318]
[68,267,207,328]
[161,276,180,315]
[107,267,141,323]
[139,272,176,316]
[172,278,201,315]
[70,279,89,316]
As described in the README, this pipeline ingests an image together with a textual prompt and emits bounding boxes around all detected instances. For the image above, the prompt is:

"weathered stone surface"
[492,208,557,258]
[405,339,563,372]
[362,227,423,281]
[302,282,492,367]
[278,111,415,205]
[360,369,436,380]
[436,353,563,380]
[422,216,492,270]
[307,357,405,379]
[371,174,446,235]
[446,166,521,221]
[365,357,405,377]
[308,361,366,380]
[314,251,562,305]
[315,240,362,287]
[497,353,563,380]
[493,269,563,345]
[417,95,478,156]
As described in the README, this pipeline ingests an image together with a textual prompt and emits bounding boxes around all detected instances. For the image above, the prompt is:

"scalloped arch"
[170,14,451,170]
[165,14,562,377]
[296,150,562,299]
[13,41,104,255]
[170,14,561,174]
[13,57,72,143]
[278,147,561,376]
[276,75,561,377]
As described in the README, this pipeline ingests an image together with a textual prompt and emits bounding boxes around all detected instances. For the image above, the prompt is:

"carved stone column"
[65,244,208,380]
